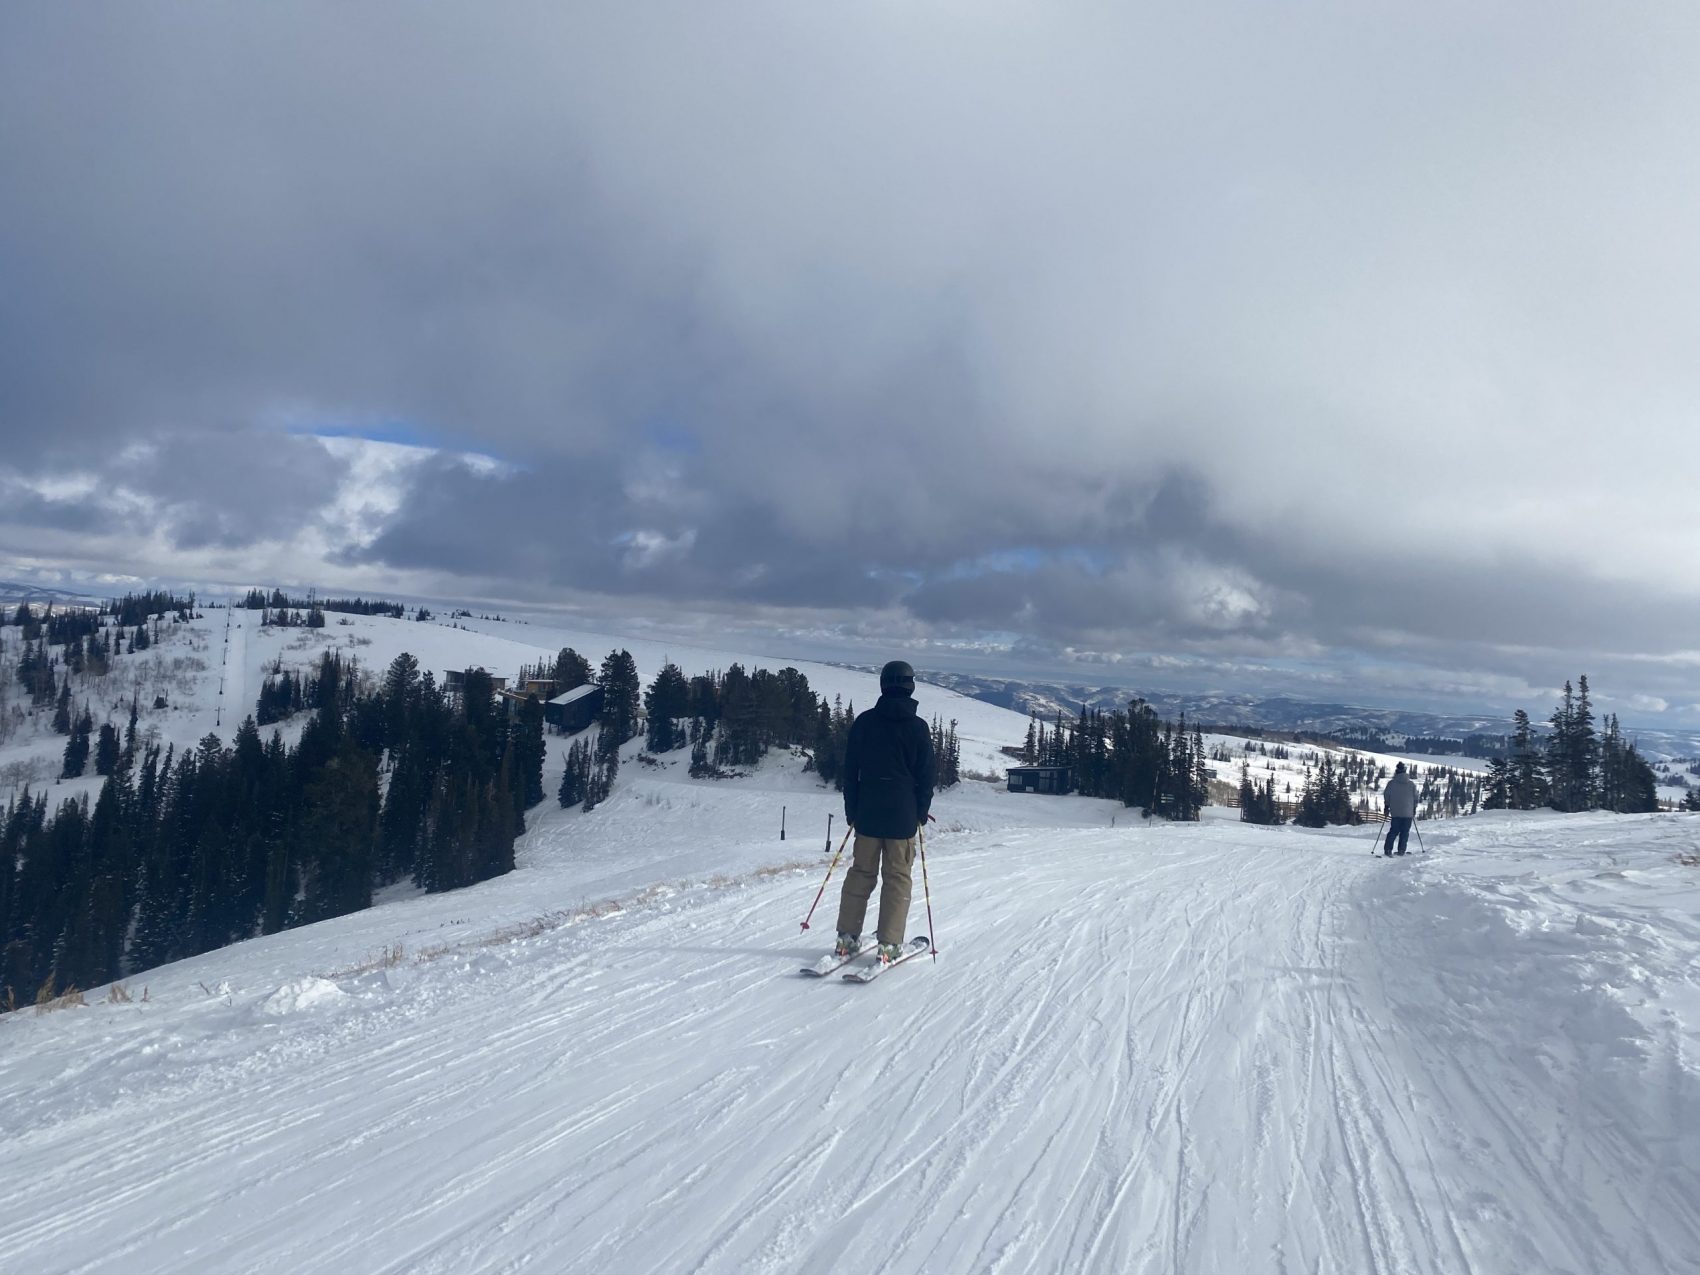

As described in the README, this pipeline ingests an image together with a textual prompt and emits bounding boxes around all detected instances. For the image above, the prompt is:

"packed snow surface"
[4,752,1698,1273]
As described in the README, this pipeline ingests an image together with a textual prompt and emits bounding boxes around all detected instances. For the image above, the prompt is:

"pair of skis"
[800,935,931,982]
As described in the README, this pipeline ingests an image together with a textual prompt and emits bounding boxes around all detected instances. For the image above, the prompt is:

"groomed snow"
[3,748,1697,1274]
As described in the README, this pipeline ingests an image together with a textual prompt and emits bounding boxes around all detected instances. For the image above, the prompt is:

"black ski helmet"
[879,660,916,695]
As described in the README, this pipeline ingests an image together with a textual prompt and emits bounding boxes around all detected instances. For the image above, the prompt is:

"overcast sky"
[4,4,1700,725]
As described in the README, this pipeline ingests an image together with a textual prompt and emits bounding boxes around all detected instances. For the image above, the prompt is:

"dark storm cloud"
[0,428,348,550]
[350,451,912,611]
[0,478,124,537]
[4,4,1700,719]
[134,430,350,549]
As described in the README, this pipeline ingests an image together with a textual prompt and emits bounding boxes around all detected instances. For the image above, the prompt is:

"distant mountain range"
[912,671,1700,760]
[0,580,99,607]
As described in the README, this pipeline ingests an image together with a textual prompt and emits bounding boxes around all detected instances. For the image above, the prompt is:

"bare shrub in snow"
[0,757,49,797]
[34,981,86,1014]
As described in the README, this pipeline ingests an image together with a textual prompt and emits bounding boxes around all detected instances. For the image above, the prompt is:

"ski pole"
[1415,821,1427,854]
[800,826,854,931]
[918,828,939,960]
[1368,816,1384,855]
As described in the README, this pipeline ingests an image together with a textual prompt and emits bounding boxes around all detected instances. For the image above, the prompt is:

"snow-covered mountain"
[916,672,1512,736]
[918,671,1700,758]
[3,724,1696,1271]
[0,580,99,607]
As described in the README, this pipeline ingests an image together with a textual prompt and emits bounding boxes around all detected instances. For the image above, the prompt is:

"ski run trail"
[6,767,1700,1272]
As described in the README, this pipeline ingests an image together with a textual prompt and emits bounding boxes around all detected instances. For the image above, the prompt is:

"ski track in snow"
[5,809,1699,1274]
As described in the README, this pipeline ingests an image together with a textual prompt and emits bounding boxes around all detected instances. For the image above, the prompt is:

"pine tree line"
[15,621,149,714]
[0,650,541,1008]
[101,592,195,628]
[649,661,819,772]
[930,717,961,788]
[259,606,327,629]
[555,659,964,810]
[1237,761,1285,825]
[1290,754,1357,828]
[1482,677,1660,814]
[5,605,171,760]
[239,589,405,618]
[1018,703,1207,819]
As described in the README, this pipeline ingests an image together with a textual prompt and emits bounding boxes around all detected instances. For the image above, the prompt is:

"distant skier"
[1382,763,1418,855]
[835,660,935,965]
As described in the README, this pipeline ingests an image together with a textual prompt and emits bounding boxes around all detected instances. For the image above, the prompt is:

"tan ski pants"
[835,834,915,946]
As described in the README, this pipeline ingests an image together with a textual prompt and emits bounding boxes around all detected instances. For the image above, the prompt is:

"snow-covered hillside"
[5,605,1695,1272]
[3,727,1698,1273]
[0,607,1035,805]
[2,606,1490,829]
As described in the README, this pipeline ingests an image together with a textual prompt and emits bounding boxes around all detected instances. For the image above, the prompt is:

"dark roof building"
[545,683,604,734]
[1005,765,1076,795]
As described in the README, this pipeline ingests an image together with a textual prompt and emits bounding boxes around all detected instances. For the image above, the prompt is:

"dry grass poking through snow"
[320,859,818,980]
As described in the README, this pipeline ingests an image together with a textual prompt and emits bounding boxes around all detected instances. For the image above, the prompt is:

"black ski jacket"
[843,692,934,839]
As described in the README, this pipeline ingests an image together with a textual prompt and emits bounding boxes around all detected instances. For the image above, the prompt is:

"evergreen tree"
[512,694,547,811]
[596,650,642,750]
[1482,756,1511,810]
[558,739,591,808]
[689,734,712,779]
[644,662,690,753]
[714,664,761,768]
[52,678,72,735]
[378,740,429,883]
[60,709,93,778]
[810,701,841,786]
[1547,678,1599,812]
[94,722,122,777]
[1598,715,1659,814]
[551,647,594,693]
[380,651,422,752]
[584,743,618,811]
[1507,710,1547,809]
[54,774,131,990]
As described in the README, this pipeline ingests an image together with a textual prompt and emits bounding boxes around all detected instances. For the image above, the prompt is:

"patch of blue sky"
[290,419,444,449]
[866,565,924,587]
[1057,546,1114,576]
[642,418,702,455]
[940,545,1113,581]
[290,418,523,471]
[942,547,1046,580]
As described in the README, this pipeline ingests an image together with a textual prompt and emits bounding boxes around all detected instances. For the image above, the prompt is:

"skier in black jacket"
[835,660,935,965]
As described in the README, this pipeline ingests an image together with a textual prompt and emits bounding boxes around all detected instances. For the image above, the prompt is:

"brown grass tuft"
[34,981,86,1014]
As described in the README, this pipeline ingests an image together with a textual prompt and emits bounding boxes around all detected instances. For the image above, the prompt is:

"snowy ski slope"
[3,766,1698,1274]
[2,608,1694,1272]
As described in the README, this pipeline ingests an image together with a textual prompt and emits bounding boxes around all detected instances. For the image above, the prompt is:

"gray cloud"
[4,4,1700,722]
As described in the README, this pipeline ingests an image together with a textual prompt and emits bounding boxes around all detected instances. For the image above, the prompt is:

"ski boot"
[878,941,904,965]
[834,932,862,958]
